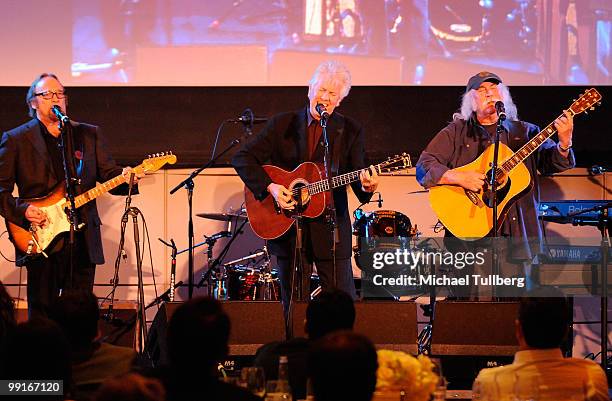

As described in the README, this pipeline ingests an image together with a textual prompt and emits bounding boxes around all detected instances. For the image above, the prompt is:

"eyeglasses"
[34,90,66,100]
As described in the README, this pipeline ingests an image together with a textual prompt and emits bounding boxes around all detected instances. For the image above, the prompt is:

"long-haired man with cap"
[416,72,575,278]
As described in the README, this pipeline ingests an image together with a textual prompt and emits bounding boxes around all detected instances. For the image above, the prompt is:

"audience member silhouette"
[308,330,378,401]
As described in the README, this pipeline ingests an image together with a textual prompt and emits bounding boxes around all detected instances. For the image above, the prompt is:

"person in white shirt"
[473,288,609,401]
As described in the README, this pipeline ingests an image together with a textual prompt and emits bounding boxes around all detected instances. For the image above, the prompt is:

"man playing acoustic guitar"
[416,71,575,284]
[233,61,379,315]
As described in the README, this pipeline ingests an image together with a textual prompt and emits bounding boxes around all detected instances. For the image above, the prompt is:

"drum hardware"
[196,211,248,222]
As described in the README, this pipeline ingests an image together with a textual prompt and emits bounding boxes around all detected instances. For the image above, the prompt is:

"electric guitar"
[429,88,602,240]
[244,154,412,240]
[6,153,177,256]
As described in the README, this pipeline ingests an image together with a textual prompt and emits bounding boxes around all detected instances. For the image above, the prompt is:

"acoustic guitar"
[429,88,602,240]
[6,153,177,256]
[244,153,412,240]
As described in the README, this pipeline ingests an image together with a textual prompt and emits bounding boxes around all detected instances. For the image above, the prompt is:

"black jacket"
[0,119,131,266]
[232,107,373,259]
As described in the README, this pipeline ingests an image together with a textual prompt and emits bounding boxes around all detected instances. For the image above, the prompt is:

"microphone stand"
[196,219,248,290]
[490,114,504,299]
[158,238,178,301]
[320,114,339,287]
[57,117,80,292]
[169,134,248,299]
[108,173,136,324]
[127,204,147,354]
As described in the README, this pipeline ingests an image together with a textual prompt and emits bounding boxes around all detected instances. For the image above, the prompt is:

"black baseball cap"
[466,71,502,91]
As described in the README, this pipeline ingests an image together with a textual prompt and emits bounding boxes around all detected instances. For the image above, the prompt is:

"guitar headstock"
[569,88,602,116]
[377,153,412,174]
[136,152,178,174]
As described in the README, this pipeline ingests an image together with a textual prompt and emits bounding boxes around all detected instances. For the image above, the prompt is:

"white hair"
[453,83,518,121]
[308,60,352,101]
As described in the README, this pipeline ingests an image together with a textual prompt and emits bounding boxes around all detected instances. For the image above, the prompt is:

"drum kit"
[191,209,281,302]
[171,204,422,301]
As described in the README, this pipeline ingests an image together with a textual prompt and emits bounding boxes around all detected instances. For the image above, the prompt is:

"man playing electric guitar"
[0,73,141,317]
[416,71,575,271]
[232,61,379,315]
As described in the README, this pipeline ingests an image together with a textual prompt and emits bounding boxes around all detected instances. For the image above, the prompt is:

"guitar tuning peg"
[589,107,594,111]
[147,154,151,158]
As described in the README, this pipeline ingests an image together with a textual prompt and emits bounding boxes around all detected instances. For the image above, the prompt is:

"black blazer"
[232,107,372,259]
[0,119,131,266]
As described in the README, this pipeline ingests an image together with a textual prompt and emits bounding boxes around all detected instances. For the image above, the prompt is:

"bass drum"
[352,209,413,272]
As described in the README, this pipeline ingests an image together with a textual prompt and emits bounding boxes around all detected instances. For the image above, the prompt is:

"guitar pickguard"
[32,200,72,253]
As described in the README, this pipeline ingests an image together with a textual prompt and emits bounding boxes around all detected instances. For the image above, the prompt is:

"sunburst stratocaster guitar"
[245,153,412,240]
[429,88,602,240]
[6,153,177,256]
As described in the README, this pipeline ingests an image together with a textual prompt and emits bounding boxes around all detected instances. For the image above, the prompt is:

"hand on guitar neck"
[439,169,486,193]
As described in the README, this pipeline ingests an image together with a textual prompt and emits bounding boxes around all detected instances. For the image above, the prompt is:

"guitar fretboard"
[499,110,573,175]
[72,175,128,208]
[306,169,368,196]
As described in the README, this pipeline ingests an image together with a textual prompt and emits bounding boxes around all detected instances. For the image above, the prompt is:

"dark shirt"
[416,116,575,260]
[39,121,64,183]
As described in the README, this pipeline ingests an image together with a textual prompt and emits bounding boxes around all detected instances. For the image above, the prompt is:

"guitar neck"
[500,110,573,174]
[73,174,127,208]
[308,166,376,196]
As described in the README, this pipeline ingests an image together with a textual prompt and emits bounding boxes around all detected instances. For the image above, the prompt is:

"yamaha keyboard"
[539,200,612,224]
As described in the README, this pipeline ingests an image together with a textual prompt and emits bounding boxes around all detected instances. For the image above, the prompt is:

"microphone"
[589,165,609,175]
[494,101,506,121]
[227,108,267,125]
[377,192,383,208]
[315,104,330,120]
[52,105,69,124]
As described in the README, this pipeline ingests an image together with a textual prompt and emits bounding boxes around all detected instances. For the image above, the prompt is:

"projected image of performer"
[232,61,378,315]
[0,73,140,318]
[416,71,575,280]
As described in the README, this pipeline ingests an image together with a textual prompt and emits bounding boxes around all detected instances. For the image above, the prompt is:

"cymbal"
[196,212,248,222]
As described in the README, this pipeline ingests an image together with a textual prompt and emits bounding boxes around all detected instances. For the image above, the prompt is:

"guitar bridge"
[465,189,484,207]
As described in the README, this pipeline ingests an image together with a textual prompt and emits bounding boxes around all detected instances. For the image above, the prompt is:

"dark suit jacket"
[232,107,372,259]
[0,119,132,266]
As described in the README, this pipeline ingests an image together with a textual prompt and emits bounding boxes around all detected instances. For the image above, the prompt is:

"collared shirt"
[473,348,609,401]
[307,110,323,160]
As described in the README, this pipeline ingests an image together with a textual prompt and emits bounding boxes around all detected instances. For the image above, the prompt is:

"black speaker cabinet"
[431,301,520,390]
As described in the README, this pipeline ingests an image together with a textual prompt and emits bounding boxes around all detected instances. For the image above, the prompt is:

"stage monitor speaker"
[291,300,418,354]
[147,301,286,366]
[98,301,138,349]
[431,301,519,356]
[431,301,519,390]
[18,302,139,349]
